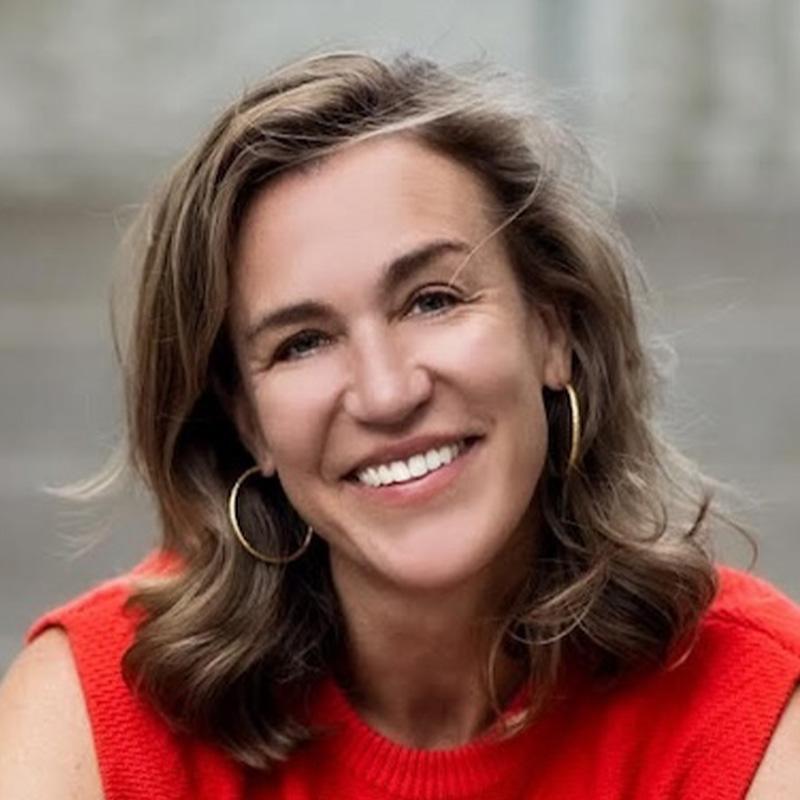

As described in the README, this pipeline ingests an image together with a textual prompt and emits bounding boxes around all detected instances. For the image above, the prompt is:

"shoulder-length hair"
[99,52,719,768]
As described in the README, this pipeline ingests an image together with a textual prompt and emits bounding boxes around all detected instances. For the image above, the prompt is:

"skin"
[0,134,796,795]
[231,135,571,747]
[0,629,103,799]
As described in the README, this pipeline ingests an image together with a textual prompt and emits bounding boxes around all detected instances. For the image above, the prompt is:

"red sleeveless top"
[28,564,800,800]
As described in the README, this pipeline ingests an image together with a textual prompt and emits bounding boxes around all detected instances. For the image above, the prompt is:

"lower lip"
[344,439,481,507]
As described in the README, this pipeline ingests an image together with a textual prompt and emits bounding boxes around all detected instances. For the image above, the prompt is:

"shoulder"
[710,569,800,799]
[2,554,196,800]
[0,628,103,799]
[689,567,800,797]
[586,567,800,797]
[696,567,800,687]
[709,566,800,653]
[24,552,181,687]
[0,571,142,800]
[747,682,800,799]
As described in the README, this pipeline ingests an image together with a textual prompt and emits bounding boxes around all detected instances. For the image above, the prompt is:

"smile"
[345,436,482,507]
[355,439,468,487]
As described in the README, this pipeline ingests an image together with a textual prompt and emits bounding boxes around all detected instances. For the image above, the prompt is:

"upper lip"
[343,433,479,479]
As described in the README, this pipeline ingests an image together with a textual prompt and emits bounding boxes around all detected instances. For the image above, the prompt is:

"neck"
[330,538,531,749]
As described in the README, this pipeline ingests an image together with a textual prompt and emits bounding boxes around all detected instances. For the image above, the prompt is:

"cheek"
[419,313,545,410]
[250,364,340,474]
[422,316,549,473]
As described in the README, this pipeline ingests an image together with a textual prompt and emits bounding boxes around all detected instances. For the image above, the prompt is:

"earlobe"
[254,450,277,478]
[543,342,572,390]
[536,305,572,390]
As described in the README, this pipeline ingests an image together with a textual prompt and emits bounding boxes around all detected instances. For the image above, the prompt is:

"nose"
[343,327,433,425]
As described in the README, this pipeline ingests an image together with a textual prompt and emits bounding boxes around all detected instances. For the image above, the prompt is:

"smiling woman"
[231,136,568,595]
[1,52,799,800]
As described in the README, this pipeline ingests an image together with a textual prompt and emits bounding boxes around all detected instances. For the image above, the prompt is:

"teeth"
[356,440,467,487]
[408,455,427,478]
[425,449,442,471]
[390,461,411,482]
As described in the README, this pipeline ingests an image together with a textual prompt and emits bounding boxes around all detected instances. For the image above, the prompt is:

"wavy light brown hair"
[106,52,721,768]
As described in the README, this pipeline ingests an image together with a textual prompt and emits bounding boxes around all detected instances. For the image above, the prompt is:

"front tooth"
[425,448,442,470]
[390,461,411,482]
[377,465,394,485]
[408,454,428,478]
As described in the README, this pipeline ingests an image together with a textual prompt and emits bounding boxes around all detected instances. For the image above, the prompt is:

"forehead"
[234,136,501,296]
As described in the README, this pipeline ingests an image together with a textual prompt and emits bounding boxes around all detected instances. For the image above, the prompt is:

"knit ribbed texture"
[28,565,800,800]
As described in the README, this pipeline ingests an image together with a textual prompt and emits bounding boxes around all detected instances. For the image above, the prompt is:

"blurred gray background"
[1,0,798,672]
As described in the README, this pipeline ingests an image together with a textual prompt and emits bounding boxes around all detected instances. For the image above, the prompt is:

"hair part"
[84,51,728,768]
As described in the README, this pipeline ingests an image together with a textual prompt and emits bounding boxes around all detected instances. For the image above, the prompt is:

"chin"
[366,524,524,594]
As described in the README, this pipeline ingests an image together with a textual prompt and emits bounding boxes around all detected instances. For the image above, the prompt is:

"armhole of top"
[1,624,105,799]
[26,592,126,799]
[690,604,800,797]
[23,562,201,799]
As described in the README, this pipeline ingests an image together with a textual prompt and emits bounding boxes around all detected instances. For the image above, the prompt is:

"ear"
[534,304,572,390]
[232,390,277,477]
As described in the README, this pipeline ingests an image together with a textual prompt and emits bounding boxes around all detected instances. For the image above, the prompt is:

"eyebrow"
[243,238,473,345]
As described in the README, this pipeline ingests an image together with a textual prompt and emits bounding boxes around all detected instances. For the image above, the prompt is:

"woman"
[1,52,798,799]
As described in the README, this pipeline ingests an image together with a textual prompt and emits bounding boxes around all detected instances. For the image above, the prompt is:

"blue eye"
[274,331,331,362]
[408,289,460,316]
[272,288,462,364]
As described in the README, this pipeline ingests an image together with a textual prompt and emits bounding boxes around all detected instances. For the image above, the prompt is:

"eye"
[406,287,462,317]
[274,330,332,362]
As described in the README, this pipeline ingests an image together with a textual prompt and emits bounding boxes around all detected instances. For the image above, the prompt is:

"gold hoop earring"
[564,383,581,472]
[227,466,314,564]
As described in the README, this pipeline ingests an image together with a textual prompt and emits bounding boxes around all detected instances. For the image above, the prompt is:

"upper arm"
[0,628,104,799]
[747,682,800,799]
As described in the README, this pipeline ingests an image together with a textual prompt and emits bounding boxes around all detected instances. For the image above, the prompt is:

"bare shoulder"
[0,628,104,799]
[747,682,800,799]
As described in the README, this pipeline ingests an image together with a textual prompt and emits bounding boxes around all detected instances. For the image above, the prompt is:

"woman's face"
[231,136,570,594]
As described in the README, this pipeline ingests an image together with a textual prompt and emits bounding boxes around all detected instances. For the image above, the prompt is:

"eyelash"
[272,287,463,363]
